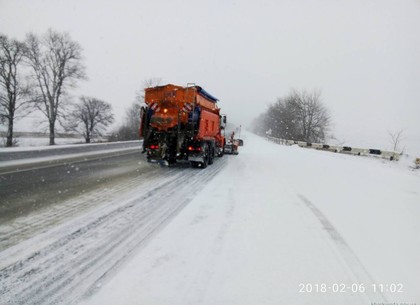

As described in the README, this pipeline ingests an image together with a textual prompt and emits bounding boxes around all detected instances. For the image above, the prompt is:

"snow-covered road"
[1,133,419,305]
[80,133,419,305]
[0,157,227,305]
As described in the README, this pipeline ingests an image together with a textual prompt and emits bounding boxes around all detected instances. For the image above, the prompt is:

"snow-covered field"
[77,133,419,305]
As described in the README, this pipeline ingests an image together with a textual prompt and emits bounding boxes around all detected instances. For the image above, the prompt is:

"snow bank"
[0,140,140,153]
[0,136,84,148]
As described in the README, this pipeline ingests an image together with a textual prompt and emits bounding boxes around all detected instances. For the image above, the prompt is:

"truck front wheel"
[217,145,224,157]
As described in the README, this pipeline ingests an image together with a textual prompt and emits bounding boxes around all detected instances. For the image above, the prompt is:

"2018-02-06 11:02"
[298,283,404,293]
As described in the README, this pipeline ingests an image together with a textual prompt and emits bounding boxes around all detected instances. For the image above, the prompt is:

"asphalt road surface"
[0,150,146,225]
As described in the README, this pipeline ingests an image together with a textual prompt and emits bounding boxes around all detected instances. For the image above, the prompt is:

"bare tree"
[0,103,4,125]
[108,102,140,141]
[267,95,301,140]
[388,129,405,152]
[291,89,330,143]
[252,89,330,143]
[0,34,28,147]
[125,101,141,138]
[252,99,299,139]
[24,29,86,145]
[110,77,163,142]
[68,97,114,143]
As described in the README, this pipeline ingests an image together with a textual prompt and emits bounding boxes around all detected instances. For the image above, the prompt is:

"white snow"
[0,147,141,170]
[80,133,420,305]
[0,140,142,171]
[0,139,140,152]
[0,136,84,148]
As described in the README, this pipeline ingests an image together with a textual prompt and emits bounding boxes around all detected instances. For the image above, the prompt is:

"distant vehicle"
[140,84,227,168]
[224,131,243,155]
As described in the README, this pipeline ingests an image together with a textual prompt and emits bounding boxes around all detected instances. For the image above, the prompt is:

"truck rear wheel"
[190,143,210,169]
[201,156,208,168]
[200,144,209,168]
[191,160,207,168]
[208,144,215,165]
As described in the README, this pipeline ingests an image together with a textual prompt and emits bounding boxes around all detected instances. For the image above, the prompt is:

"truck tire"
[191,160,207,169]
[201,155,208,168]
[208,144,215,165]
[217,146,224,157]
[200,144,209,168]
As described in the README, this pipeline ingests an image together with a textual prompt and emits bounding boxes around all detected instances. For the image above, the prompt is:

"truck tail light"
[188,146,201,151]
[149,144,159,150]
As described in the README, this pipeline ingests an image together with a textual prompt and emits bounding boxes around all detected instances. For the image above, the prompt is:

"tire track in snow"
[0,165,171,249]
[298,194,388,304]
[0,158,227,305]
[182,187,237,304]
[0,150,148,242]
[0,166,164,250]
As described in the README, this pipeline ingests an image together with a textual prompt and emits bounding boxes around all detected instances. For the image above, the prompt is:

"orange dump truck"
[140,84,226,168]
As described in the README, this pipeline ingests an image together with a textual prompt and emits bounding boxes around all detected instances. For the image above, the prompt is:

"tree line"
[0,29,145,147]
[252,89,331,143]
[2,29,333,147]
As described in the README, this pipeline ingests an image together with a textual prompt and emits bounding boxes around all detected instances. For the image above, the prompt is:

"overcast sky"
[1,0,419,152]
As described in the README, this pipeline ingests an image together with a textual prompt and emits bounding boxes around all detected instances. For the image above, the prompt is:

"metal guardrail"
[266,136,401,161]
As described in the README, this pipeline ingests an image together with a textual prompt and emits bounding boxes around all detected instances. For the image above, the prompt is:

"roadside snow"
[81,132,419,305]
[0,136,84,148]
[0,140,140,152]
[0,140,142,169]
[0,147,141,169]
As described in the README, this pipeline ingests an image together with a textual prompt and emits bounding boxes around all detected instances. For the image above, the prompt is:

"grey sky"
[1,0,419,152]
